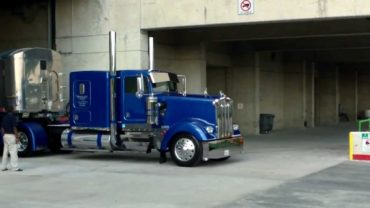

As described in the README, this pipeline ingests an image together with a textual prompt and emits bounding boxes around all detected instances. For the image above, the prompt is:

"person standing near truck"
[1,106,22,171]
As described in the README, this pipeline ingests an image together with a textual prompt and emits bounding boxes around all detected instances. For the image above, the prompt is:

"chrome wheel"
[18,132,29,152]
[174,138,196,162]
[170,134,202,167]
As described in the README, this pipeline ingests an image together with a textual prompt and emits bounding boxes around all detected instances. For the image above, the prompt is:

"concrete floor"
[1,123,369,208]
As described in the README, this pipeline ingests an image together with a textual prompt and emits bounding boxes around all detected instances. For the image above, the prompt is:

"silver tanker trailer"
[0,48,68,156]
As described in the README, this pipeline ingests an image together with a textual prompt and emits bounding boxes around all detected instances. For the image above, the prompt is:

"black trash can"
[260,114,275,134]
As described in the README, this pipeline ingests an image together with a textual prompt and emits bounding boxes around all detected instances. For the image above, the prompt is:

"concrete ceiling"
[152,17,370,64]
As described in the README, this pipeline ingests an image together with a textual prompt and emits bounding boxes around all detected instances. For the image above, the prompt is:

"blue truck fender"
[160,119,211,151]
[17,122,48,151]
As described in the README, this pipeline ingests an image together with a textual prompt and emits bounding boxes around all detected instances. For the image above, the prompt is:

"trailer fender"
[161,120,209,151]
[17,122,48,152]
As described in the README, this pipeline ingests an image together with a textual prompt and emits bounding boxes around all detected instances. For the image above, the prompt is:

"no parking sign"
[238,0,254,15]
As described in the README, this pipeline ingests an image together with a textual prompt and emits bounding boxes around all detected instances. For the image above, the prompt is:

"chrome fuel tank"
[0,48,67,112]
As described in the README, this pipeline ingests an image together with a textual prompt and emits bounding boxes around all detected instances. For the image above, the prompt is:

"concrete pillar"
[302,60,316,128]
[303,61,307,126]
[355,70,358,120]
[301,62,316,128]
[335,67,340,124]
[309,63,316,127]
[255,53,261,134]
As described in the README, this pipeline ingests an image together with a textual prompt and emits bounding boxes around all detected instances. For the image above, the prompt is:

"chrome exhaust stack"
[147,37,159,125]
[149,37,154,71]
[109,31,117,148]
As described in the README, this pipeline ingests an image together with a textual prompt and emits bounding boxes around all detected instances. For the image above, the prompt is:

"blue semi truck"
[0,31,244,166]
[60,32,244,166]
[62,69,244,166]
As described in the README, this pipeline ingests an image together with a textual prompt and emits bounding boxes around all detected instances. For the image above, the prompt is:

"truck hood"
[157,94,217,127]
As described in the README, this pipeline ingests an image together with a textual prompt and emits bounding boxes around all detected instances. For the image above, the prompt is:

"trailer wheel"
[170,133,202,167]
[17,130,32,157]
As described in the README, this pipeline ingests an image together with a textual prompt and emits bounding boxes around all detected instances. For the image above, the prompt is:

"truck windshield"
[152,81,177,93]
[150,72,179,93]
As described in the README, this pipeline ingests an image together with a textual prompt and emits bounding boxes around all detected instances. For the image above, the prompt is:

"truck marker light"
[206,126,214,134]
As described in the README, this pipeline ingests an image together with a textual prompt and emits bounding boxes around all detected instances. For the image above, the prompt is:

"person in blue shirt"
[1,106,22,171]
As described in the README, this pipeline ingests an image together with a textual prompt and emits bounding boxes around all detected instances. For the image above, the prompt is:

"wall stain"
[318,0,327,17]
[204,7,207,23]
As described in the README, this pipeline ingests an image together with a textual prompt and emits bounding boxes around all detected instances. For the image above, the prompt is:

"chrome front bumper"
[202,136,244,160]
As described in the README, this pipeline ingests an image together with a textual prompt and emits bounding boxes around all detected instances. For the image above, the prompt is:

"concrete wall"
[205,49,313,133]
[357,70,370,118]
[155,43,207,94]
[259,52,285,129]
[339,69,357,121]
[205,44,260,134]
[141,0,370,29]
[56,0,149,73]
[315,65,338,125]
[259,53,309,130]
[228,52,258,134]
[207,67,227,95]
[206,43,232,95]
[284,61,305,128]
[0,2,49,51]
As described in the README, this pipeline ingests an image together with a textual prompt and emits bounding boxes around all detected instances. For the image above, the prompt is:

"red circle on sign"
[240,0,251,12]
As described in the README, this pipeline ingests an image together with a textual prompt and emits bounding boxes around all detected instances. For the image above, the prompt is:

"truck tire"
[17,130,32,157]
[170,133,202,167]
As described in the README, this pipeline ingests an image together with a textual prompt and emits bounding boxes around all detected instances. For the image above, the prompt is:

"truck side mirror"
[136,74,145,98]
[177,75,187,96]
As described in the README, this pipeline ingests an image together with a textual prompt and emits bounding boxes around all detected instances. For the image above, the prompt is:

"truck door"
[123,75,148,124]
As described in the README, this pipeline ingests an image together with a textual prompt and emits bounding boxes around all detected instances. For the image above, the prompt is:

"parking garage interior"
[151,18,370,134]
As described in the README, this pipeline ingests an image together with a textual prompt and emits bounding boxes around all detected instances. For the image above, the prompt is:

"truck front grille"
[214,97,233,138]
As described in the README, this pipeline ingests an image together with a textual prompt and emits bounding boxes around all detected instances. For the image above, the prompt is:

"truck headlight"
[233,124,239,131]
[206,126,214,134]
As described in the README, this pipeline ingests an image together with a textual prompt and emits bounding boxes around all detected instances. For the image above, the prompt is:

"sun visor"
[149,72,179,83]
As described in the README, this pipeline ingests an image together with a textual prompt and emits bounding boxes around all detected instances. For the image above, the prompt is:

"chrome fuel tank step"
[61,129,112,150]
